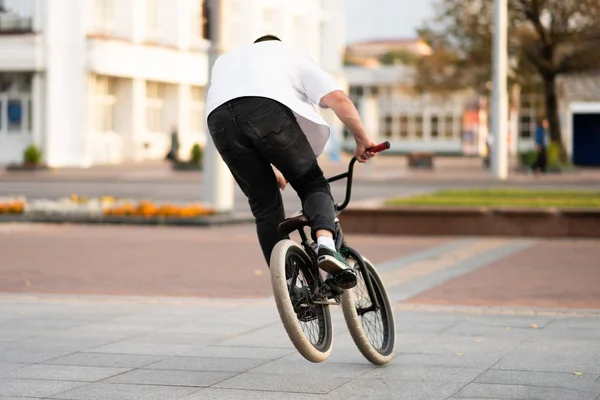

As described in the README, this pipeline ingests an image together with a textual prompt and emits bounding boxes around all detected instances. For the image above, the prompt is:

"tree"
[415,0,600,159]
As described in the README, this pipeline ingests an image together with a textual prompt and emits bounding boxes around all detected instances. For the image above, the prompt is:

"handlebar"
[367,141,391,153]
[327,141,391,212]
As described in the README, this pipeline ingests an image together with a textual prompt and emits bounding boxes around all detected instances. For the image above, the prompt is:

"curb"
[338,206,600,238]
[0,213,255,227]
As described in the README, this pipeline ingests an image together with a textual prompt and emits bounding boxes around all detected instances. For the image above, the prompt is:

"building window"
[146,81,164,133]
[400,115,409,138]
[0,74,32,134]
[383,115,393,139]
[190,86,205,133]
[414,116,424,139]
[519,115,532,138]
[94,0,114,33]
[93,75,117,132]
[430,115,439,139]
[7,100,23,132]
[202,1,211,39]
[518,93,543,139]
[444,115,454,138]
[146,0,160,40]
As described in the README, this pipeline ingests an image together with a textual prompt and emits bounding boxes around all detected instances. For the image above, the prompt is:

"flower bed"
[0,196,216,219]
[103,200,215,218]
[0,197,26,214]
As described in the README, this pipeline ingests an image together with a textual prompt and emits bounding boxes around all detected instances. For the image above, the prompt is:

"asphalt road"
[0,179,435,212]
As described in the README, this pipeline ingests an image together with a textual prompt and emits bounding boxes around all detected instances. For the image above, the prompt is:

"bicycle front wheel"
[270,240,333,363]
[341,255,395,365]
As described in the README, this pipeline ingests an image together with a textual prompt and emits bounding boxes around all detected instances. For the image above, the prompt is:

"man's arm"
[297,55,378,162]
[320,90,377,162]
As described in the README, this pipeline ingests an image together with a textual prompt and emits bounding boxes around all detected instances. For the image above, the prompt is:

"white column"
[31,72,44,150]
[491,0,509,179]
[509,84,520,156]
[360,90,380,142]
[177,83,191,159]
[422,94,432,142]
[43,0,87,167]
[203,0,235,212]
[477,96,489,156]
[131,78,146,161]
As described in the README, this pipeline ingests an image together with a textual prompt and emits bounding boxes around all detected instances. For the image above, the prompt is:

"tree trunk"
[542,74,567,161]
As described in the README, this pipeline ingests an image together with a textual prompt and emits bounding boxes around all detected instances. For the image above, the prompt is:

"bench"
[407,152,435,169]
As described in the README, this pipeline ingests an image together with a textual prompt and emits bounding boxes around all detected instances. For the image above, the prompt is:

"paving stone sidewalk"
[1,224,600,399]
[0,294,599,400]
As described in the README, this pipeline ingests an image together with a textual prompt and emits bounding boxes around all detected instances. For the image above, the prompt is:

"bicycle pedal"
[333,269,357,290]
[312,298,341,306]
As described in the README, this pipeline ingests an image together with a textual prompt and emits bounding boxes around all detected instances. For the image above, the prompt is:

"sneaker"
[317,246,357,289]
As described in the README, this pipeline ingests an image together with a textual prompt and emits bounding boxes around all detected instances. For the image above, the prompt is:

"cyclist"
[205,35,378,289]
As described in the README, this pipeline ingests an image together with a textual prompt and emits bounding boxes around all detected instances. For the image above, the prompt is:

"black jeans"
[207,96,336,266]
[533,146,547,172]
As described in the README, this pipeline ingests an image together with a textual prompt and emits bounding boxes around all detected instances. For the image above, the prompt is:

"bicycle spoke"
[286,252,326,349]
[351,264,389,352]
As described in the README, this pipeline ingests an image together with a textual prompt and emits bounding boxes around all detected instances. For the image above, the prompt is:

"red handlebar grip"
[368,141,391,153]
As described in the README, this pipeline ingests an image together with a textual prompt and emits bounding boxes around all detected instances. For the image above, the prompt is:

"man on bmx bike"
[205,35,378,290]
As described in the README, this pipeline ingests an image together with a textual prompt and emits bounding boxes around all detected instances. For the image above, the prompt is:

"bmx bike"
[269,141,396,365]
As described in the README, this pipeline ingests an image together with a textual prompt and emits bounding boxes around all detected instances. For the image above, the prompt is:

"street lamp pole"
[203,0,235,211]
[491,0,509,180]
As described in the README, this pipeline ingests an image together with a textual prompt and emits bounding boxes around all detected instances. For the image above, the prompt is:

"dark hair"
[254,35,281,43]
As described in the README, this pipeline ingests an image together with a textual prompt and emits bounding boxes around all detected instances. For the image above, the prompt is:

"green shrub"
[519,141,571,170]
[547,141,568,168]
[190,144,203,165]
[23,144,42,165]
[519,150,537,167]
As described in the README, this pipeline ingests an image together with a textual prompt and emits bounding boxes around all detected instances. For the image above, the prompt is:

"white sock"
[317,236,336,251]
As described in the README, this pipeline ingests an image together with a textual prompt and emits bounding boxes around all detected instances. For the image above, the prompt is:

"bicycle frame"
[294,141,391,305]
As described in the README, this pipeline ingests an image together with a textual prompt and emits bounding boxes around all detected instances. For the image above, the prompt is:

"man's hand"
[320,91,378,163]
[354,138,379,163]
[274,168,288,190]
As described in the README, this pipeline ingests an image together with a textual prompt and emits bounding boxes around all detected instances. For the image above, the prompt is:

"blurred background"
[1,0,598,172]
[0,4,599,397]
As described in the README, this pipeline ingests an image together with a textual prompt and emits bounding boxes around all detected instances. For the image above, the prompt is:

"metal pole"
[491,0,508,180]
[203,0,235,211]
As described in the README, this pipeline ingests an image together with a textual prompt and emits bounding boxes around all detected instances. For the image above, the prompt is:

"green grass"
[386,189,600,208]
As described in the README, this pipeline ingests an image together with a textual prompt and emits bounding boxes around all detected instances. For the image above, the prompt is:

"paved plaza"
[1,156,599,206]
[0,223,599,399]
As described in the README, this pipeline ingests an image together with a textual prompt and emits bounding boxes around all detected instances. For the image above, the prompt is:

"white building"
[342,39,548,158]
[0,0,346,167]
[0,0,210,167]
[344,65,474,155]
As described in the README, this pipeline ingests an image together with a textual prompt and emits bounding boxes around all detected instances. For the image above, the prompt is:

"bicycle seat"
[278,213,309,236]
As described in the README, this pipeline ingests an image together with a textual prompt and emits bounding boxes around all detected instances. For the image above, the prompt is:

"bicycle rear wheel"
[341,254,395,365]
[270,240,333,363]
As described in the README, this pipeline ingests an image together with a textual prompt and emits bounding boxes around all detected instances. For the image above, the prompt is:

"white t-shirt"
[205,41,343,157]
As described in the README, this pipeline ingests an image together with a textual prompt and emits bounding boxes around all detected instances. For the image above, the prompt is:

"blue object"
[573,113,600,166]
[535,125,546,147]
[7,101,22,124]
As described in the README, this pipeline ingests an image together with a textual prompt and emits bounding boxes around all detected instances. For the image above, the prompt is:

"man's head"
[254,35,281,43]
